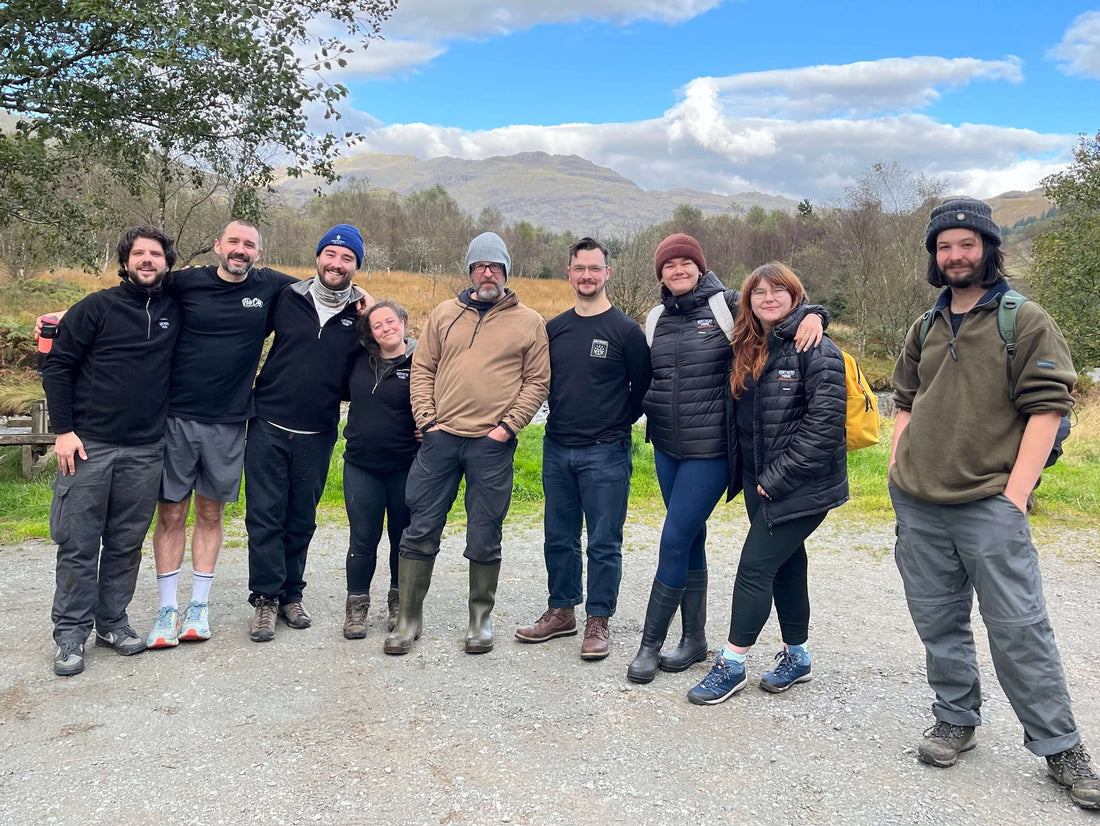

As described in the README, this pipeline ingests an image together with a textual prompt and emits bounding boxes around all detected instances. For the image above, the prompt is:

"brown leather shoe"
[580,615,610,660]
[515,607,576,643]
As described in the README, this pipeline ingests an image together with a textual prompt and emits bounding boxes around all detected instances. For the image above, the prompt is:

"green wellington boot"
[465,561,501,654]
[383,557,435,655]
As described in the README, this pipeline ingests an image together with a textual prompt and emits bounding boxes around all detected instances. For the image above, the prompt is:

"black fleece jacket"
[343,339,419,474]
[42,280,180,445]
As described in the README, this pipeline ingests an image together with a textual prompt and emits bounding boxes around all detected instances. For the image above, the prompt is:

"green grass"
[4,409,1099,545]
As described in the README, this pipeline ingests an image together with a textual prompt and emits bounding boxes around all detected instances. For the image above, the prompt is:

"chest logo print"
[590,339,609,358]
[341,317,354,327]
[696,318,715,330]
[241,297,264,309]
[158,319,171,329]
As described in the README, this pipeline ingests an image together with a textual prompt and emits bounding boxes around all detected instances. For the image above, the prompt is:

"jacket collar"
[290,277,367,306]
[931,278,1010,314]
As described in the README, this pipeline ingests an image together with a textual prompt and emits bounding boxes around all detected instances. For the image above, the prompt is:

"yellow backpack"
[842,350,880,450]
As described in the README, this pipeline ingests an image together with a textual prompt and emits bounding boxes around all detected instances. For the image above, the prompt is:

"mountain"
[986,188,1054,230]
[274,151,798,234]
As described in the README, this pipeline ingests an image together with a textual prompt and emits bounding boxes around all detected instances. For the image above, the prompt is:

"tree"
[1030,132,1100,370]
[0,0,397,232]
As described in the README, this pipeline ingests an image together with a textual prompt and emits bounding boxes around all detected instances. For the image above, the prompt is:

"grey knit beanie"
[925,197,1002,252]
[465,232,511,279]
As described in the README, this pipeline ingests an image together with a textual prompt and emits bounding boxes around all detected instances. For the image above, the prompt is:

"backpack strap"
[644,304,663,347]
[917,309,934,351]
[997,289,1028,401]
[707,292,735,342]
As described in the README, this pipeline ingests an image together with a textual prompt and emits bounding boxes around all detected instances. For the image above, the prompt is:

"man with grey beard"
[384,232,550,657]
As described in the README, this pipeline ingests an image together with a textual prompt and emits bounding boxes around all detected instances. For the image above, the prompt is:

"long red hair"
[729,262,806,399]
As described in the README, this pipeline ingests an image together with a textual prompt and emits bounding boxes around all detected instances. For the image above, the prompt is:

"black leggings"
[344,461,410,594]
[728,473,826,648]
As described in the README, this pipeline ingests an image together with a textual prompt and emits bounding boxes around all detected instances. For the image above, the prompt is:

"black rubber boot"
[383,557,435,655]
[626,578,685,684]
[465,561,500,654]
[659,569,709,672]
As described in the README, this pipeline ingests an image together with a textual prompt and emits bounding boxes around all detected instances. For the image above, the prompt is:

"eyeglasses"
[471,262,505,275]
[568,265,608,276]
[750,286,789,299]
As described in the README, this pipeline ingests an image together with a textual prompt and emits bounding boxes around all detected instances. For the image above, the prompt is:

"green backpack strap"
[997,289,1028,401]
[917,310,934,350]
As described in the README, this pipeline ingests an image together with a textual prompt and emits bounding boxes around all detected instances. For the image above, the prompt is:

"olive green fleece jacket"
[890,283,1076,504]
[411,289,550,438]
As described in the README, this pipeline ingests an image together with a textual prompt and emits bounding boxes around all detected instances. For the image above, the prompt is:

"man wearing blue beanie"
[245,225,373,642]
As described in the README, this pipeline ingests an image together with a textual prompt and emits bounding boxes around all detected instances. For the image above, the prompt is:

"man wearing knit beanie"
[385,231,550,657]
[244,225,373,643]
[890,197,1096,808]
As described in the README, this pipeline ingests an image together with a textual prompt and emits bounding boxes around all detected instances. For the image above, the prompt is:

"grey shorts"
[160,417,246,503]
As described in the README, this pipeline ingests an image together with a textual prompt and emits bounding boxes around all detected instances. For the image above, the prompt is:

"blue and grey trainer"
[760,648,813,693]
[53,641,85,676]
[146,606,181,649]
[687,654,747,706]
[179,601,211,642]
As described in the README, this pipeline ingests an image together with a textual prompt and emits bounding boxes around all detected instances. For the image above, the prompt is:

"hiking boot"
[759,648,812,693]
[515,607,576,643]
[917,721,976,767]
[146,606,181,648]
[343,594,370,640]
[580,615,610,661]
[1046,744,1100,809]
[279,601,312,629]
[179,601,211,642]
[95,625,146,656]
[53,642,85,676]
[249,596,279,642]
[386,588,400,633]
[687,654,747,706]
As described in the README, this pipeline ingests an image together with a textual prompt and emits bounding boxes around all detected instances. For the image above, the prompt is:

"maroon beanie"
[654,233,706,280]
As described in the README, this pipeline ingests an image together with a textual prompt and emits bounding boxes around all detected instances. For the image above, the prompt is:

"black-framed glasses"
[471,262,505,275]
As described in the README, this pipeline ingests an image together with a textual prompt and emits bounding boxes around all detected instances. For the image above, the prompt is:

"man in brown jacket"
[384,231,550,656]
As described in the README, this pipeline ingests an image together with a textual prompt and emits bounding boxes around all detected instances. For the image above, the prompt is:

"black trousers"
[245,419,336,604]
[728,466,826,648]
[343,460,410,594]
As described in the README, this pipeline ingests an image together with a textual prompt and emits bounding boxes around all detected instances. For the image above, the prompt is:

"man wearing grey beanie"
[385,231,550,657]
[890,196,1097,808]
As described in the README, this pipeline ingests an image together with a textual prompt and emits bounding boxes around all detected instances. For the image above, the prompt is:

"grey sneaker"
[1047,743,1100,809]
[917,721,976,767]
[249,596,279,642]
[279,601,312,629]
[95,625,147,656]
[53,642,85,676]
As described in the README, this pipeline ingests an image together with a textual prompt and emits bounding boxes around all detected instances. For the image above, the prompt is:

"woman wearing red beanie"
[627,234,826,684]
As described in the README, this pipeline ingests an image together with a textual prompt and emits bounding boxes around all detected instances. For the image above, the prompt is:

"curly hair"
[357,298,409,354]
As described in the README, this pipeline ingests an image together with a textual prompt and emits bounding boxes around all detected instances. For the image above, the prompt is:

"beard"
[127,266,168,291]
[942,266,979,289]
[220,254,253,275]
[475,282,502,301]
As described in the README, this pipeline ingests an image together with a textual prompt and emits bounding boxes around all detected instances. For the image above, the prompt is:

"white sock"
[157,569,180,609]
[191,571,215,604]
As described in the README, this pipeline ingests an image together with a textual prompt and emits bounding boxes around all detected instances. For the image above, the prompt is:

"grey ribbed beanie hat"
[925,197,1002,252]
[465,232,511,280]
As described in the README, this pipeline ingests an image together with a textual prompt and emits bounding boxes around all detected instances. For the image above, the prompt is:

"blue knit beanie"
[316,224,364,269]
[465,232,511,280]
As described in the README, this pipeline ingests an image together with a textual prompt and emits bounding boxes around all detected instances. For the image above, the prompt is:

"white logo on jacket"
[590,339,609,358]
[241,297,264,309]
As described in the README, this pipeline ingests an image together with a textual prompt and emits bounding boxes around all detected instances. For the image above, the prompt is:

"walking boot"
[465,560,500,654]
[383,557,435,655]
[660,569,709,672]
[386,588,400,633]
[343,594,370,640]
[626,578,686,684]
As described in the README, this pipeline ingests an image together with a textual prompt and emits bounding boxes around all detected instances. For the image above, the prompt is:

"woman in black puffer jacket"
[627,237,826,685]
[687,262,848,706]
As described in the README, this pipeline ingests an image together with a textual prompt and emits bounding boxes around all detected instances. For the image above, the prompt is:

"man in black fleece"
[42,226,181,677]
[244,225,372,642]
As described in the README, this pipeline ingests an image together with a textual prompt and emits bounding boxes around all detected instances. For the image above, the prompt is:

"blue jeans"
[542,437,632,617]
[653,449,729,589]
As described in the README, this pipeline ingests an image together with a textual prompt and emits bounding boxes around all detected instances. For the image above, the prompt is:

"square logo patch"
[590,339,609,358]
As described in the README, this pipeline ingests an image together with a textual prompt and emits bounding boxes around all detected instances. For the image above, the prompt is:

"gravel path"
[2,508,1099,825]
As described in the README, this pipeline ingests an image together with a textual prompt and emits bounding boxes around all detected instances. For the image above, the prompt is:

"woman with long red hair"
[688,262,848,706]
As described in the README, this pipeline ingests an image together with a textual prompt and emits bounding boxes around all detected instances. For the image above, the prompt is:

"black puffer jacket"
[734,303,849,527]
[643,271,738,460]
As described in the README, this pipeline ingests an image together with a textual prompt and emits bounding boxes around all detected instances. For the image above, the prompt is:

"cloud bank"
[1049,11,1100,79]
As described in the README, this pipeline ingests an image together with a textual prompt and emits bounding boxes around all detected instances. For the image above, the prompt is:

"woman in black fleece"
[341,300,420,639]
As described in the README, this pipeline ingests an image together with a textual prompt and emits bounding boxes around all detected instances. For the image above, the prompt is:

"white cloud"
[341,55,1067,201]
[1049,11,1100,78]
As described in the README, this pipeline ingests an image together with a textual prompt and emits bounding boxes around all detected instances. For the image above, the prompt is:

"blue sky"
[317,0,1100,202]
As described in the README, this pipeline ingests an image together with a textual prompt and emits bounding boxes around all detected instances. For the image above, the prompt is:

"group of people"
[38,196,1097,809]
